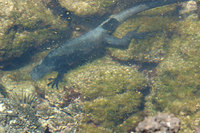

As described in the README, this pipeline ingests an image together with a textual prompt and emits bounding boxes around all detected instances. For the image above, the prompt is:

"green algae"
[82,92,142,127]
[58,0,160,16]
[78,123,113,133]
[107,5,177,63]
[102,3,200,132]
[63,57,147,132]
[0,0,69,64]
[146,18,200,132]
[1,0,200,132]
[28,57,147,132]
[58,0,141,16]
[58,0,118,16]
[29,3,200,132]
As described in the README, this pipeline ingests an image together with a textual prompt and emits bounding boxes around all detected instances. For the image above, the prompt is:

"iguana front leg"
[47,70,65,89]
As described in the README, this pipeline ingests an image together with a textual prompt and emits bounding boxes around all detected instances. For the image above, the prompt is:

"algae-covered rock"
[63,57,147,132]
[58,0,151,16]
[107,5,177,63]
[58,0,116,16]
[78,123,113,133]
[3,56,147,132]
[58,0,122,16]
[147,19,200,132]
[0,0,69,67]
[1,0,200,132]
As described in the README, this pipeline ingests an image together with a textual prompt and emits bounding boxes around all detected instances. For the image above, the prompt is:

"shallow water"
[0,0,200,132]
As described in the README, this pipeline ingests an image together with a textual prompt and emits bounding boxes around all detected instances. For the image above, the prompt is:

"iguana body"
[30,0,189,88]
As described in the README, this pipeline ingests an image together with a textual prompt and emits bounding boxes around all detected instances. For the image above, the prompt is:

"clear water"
[0,0,199,132]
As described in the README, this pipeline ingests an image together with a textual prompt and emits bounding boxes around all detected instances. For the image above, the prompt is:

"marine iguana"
[30,0,189,88]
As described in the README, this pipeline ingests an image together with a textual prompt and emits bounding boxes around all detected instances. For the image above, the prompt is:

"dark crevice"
[0,84,8,98]
[5,25,18,35]
[42,0,73,22]
[0,48,35,71]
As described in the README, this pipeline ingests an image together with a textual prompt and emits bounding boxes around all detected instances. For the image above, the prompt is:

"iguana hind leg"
[104,26,140,49]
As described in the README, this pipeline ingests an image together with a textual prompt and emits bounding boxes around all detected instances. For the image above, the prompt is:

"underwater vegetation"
[61,2,200,132]
[107,4,177,63]
[58,0,147,16]
[0,0,200,132]
[145,18,200,132]
[0,0,69,68]
[64,57,148,132]
[58,0,119,16]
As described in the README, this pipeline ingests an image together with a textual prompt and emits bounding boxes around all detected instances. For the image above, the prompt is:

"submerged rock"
[135,113,180,133]
[0,0,69,68]
[107,5,177,64]
[63,57,148,132]
[58,0,141,16]
[146,17,200,132]
[179,0,198,19]
[1,0,200,132]
[0,60,82,132]
[58,0,116,16]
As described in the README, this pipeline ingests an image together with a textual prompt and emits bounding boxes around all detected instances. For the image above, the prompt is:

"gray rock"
[136,113,180,133]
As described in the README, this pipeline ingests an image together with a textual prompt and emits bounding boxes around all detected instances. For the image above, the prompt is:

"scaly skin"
[30,0,190,88]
